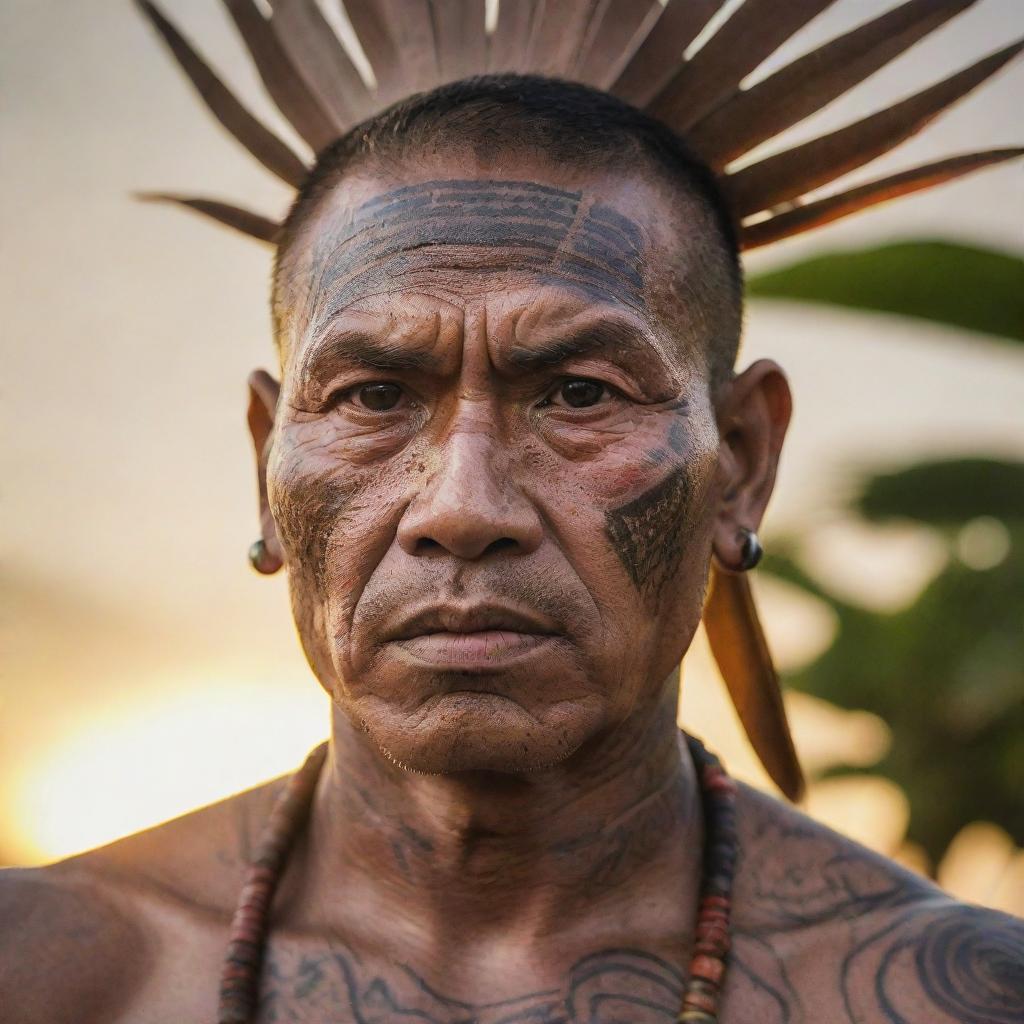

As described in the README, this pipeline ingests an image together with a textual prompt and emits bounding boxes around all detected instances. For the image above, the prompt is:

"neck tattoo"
[215,732,737,1024]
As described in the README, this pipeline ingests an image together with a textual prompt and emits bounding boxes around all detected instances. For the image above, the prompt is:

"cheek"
[604,464,701,604]
[268,426,414,597]
[532,408,718,609]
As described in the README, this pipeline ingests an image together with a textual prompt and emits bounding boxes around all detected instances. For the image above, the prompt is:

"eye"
[351,382,404,411]
[548,378,610,409]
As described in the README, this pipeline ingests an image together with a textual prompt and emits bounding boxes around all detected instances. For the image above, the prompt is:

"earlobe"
[247,369,284,575]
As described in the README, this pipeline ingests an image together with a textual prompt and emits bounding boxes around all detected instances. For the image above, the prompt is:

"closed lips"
[386,604,560,641]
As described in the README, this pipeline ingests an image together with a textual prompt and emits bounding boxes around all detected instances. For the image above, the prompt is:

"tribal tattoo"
[307,179,648,325]
[841,904,1024,1024]
[257,946,684,1024]
[227,790,1024,1024]
[272,472,360,593]
[602,403,701,604]
[604,466,694,603]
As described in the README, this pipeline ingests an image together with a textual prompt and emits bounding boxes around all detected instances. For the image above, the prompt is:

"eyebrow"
[504,318,651,373]
[297,331,438,387]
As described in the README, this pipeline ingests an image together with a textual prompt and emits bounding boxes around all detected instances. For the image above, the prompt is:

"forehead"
[276,158,705,363]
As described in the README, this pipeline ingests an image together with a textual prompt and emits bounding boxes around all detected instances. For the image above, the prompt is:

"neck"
[282,675,703,955]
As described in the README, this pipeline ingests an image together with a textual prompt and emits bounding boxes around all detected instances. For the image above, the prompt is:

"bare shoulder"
[727,784,1024,1023]
[835,895,1024,1024]
[0,862,150,1024]
[0,774,285,1024]
[732,783,939,932]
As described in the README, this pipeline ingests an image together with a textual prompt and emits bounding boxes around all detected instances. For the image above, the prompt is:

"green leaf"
[858,458,1024,525]
[747,240,1024,342]
[785,526,1024,859]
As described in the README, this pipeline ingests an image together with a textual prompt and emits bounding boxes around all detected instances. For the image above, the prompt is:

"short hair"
[273,74,744,386]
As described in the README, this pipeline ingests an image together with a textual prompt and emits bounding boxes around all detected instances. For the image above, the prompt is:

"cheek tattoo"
[309,179,647,319]
[272,468,359,594]
[605,464,696,603]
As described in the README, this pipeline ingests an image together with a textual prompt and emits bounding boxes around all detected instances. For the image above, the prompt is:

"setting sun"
[5,678,327,864]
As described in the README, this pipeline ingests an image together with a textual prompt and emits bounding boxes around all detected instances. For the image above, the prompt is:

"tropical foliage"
[750,242,1024,866]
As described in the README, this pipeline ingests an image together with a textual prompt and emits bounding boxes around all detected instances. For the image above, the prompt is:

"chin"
[357,690,604,775]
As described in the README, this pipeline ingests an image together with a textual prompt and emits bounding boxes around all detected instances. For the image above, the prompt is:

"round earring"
[737,527,764,572]
[248,539,276,575]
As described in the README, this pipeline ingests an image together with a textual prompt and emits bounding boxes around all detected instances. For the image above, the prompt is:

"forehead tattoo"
[305,179,647,326]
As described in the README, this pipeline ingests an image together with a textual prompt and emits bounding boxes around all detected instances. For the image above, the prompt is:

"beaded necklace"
[216,732,737,1024]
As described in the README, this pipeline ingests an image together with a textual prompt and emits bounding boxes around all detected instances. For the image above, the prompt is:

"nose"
[397,425,544,561]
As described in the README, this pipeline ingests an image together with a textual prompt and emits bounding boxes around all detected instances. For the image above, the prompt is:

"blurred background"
[2,0,1022,914]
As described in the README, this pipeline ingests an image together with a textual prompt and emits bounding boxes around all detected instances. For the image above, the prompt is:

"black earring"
[737,528,764,572]
[248,539,276,575]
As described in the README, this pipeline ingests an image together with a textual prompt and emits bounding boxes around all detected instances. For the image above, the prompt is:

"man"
[2,76,1022,1023]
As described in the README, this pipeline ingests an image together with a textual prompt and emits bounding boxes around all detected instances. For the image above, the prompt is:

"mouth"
[384,602,563,671]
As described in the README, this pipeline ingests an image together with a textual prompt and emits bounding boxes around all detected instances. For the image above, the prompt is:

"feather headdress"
[136,0,1022,801]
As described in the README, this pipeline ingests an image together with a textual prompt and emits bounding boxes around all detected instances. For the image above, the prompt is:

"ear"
[712,359,792,571]
[247,369,284,574]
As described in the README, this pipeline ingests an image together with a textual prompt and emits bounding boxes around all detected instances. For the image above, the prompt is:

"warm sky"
[2,0,1022,865]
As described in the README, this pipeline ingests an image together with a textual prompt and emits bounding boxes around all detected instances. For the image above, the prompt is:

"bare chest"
[119,924,879,1024]
[253,942,689,1024]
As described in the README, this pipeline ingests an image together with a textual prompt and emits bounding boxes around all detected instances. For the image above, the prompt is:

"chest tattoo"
[257,946,683,1023]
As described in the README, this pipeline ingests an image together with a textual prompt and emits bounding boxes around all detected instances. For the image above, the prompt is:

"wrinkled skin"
[3,152,1021,1024]
[255,155,777,777]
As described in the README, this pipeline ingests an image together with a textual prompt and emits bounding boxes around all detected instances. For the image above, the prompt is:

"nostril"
[486,537,519,555]
[413,537,446,555]
[411,535,519,558]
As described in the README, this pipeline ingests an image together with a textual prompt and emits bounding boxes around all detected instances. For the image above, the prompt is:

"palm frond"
[432,0,487,84]
[574,0,660,89]
[729,40,1024,217]
[136,193,281,244]
[688,0,979,168]
[742,148,1024,249]
[488,0,537,73]
[136,0,308,188]
[609,0,723,107]
[222,0,337,152]
[526,0,601,78]
[269,0,373,127]
[649,0,840,131]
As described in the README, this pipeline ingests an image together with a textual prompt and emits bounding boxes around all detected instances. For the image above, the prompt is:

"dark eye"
[353,383,403,411]
[551,379,608,409]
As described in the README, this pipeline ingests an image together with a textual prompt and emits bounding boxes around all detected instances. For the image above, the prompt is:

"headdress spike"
[222,0,339,152]
[341,0,401,101]
[526,0,601,78]
[383,0,440,93]
[573,0,659,87]
[269,0,374,127]
[432,0,488,84]
[688,0,982,169]
[135,0,309,188]
[727,38,1024,217]
[488,0,538,73]
[135,193,282,245]
[648,0,841,131]
[741,148,1024,249]
[609,0,724,107]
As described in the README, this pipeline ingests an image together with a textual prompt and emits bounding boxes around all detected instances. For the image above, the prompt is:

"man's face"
[265,154,729,774]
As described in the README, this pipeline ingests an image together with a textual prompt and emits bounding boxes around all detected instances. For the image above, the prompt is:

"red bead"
[690,954,726,986]
[701,894,730,911]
